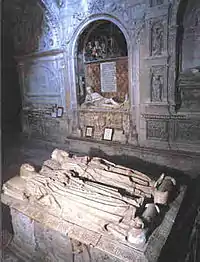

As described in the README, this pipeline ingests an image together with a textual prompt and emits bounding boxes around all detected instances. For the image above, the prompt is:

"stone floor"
[1,133,200,262]
[3,248,24,262]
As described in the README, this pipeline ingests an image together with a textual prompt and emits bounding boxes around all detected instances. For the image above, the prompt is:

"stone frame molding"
[65,13,141,136]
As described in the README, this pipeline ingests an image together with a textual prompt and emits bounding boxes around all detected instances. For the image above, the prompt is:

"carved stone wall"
[18,52,66,108]
[4,0,60,55]
[182,0,200,71]
[3,0,200,173]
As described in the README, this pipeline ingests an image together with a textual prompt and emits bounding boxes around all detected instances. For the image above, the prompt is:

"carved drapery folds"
[150,66,164,102]
[150,21,164,56]
[2,149,179,252]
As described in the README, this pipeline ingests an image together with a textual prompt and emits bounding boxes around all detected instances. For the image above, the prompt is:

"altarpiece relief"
[84,33,126,62]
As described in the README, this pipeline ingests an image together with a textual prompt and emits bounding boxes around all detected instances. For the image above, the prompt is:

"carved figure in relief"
[151,74,163,102]
[81,86,120,108]
[85,40,105,61]
[100,42,106,58]
[85,41,93,61]
[92,40,102,59]
[151,23,164,56]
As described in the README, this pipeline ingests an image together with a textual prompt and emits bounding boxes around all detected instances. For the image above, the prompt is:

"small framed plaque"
[51,112,57,118]
[57,107,64,118]
[103,128,114,141]
[85,126,94,138]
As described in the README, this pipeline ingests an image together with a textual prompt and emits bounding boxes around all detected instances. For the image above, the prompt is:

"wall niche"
[73,20,136,144]
[176,0,200,112]
[76,20,128,105]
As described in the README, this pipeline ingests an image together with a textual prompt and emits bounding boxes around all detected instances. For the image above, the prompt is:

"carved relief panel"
[20,53,65,107]
[175,120,200,143]
[24,65,58,95]
[147,120,168,141]
[150,66,165,102]
[150,21,164,56]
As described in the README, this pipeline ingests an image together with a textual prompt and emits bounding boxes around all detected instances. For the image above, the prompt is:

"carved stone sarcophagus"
[1,149,186,262]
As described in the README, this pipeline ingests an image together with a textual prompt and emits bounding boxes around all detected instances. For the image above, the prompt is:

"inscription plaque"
[100,62,117,92]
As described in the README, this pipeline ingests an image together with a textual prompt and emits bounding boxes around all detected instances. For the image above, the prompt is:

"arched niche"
[68,18,137,144]
[177,0,200,73]
[176,0,200,112]
[75,20,128,107]
[182,0,200,71]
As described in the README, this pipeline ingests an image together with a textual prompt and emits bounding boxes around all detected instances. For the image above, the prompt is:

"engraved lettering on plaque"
[100,62,117,92]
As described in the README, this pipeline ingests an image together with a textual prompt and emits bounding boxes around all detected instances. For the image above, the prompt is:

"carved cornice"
[15,49,65,61]
[141,113,187,119]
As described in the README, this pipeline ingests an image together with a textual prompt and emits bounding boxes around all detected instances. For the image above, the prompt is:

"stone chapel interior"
[2,0,200,262]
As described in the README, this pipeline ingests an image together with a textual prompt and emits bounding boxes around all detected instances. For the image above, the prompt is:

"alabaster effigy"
[1,149,186,262]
